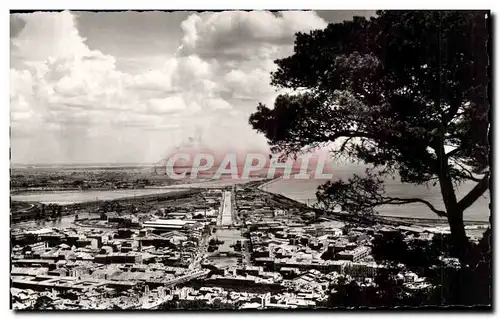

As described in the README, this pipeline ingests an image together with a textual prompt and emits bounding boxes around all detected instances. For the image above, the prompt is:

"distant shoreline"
[257,176,283,190]
[256,178,489,227]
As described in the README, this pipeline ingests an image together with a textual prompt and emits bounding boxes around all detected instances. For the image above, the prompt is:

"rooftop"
[143,219,197,226]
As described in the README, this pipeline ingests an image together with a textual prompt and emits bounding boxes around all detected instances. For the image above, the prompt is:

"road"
[189,226,211,270]
[191,191,234,269]
[161,269,210,287]
[191,191,235,270]
[220,191,233,226]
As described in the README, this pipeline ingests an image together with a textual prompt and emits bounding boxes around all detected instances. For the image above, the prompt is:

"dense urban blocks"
[11,178,479,310]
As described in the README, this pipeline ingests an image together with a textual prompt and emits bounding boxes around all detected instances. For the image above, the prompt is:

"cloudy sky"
[10,10,374,164]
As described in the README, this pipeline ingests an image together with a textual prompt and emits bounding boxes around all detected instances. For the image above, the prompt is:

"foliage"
[249,11,490,260]
[29,296,54,310]
[58,290,79,301]
[328,229,492,307]
[159,298,237,310]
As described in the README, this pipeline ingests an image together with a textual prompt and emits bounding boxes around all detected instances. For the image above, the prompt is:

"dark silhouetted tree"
[371,232,408,265]
[249,11,490,261]
[30,295,54,310]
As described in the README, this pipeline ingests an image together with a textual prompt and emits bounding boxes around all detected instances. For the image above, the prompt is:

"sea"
[10,188,183,205]
[11,162,490,222]
[262,163,490,223]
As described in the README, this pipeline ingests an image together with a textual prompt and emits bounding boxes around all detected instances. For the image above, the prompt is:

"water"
[209,229,243,268]
[214,229,243,252]
[159,177,264,189]
[11,212,101,230]
[10,188,183,205]
[263,163,490,222]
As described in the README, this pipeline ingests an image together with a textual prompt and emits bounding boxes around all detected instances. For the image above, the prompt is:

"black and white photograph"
[9,8,492,311]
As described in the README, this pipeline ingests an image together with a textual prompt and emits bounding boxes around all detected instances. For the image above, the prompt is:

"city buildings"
[10,183,438,310]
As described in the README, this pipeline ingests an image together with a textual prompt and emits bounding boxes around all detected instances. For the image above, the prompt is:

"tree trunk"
[447,209,468,262]
[436,140,469,262]
[438,172,468,261]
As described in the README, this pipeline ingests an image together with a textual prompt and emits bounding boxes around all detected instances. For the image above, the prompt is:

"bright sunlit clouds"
[10,10,373,164]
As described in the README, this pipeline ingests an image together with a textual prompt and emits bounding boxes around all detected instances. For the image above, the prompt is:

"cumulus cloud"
[10,15,26,38]
[10,10,327,164]
[176,10,327,110]
[179,11,327,59]
[12,11,89,62]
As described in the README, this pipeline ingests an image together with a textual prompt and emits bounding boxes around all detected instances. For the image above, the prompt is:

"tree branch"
[445,146,462,158]
[381,197,447,217]
[326,130,376,141]
[457,173,490,212]
[443,101,462,126]
[339,137,355,152]
[456,174,484,183]
[450,158,488,182]
[435,136,459,214]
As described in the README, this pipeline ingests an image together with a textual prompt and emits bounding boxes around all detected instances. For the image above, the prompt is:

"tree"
[59,290,79,301]
[249,11,490,261]
[328,228,492,307]
[371,232,408,266]
[30,296,54,310]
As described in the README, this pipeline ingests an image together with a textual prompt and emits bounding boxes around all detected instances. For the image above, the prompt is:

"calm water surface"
[11,188,183,204]
[263,163,490,222]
